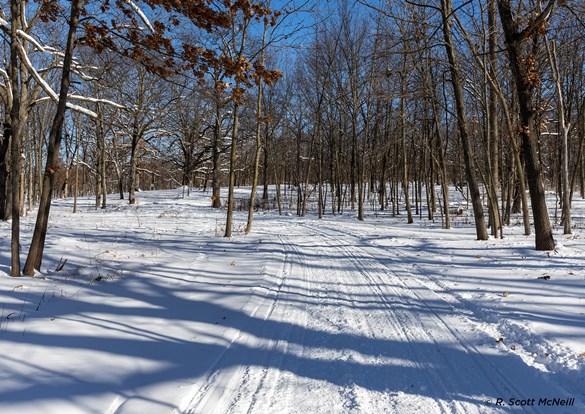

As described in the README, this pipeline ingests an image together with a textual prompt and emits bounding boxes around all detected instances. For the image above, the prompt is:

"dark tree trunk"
[497,0,556,250]
[23,0,84,275]
[128,130,140,205]
[0,124,10,220]
[9,0,24,276]
[224,101,240,237]
[487,0,502,238]
[211,102,222,208]
[440,0,488,240]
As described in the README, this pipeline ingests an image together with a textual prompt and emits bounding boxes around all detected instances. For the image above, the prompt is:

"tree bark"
[0,123,10,220]
[211,93,223,208]
[440,0,488,240]
[73,135,79,213]
[9,0,24,276]
[497,0,556,250]
[245,19,268,233]
[545,37,571,234]
[224,100,239,237]
[95,108,107,209]
[23,0,84,275]
[0,122,12,221]
[128,129,140,205]
[569,101,585,203]
[400,75,413,224]
[487,0,502,238]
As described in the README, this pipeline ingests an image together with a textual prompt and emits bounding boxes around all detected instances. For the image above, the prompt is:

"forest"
[1,0,585,276]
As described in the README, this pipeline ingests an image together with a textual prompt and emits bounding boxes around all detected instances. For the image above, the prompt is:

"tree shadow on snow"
[0,212,583,412]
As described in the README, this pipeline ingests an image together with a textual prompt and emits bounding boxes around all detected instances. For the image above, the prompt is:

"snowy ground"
[0,187,584,414]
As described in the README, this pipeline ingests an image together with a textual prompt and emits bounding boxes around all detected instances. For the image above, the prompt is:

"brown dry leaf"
[578,352,585,358]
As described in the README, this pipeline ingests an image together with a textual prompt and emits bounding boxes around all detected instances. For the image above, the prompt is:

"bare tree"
[440,0,488,240]
[497,0,556,250]
[544,33,571,234]
[246,10,270,233]
[9,0,24,275]
[23,0,84,275]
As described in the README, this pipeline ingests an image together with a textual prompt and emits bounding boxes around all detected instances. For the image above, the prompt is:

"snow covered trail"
[182,219,584,414]
[1,189,583,414]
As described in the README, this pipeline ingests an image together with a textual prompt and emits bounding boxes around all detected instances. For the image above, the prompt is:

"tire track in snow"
[187,226,412,414]
[187,223,476,414]
[300,221,584,413]
[180,218,582,413]
[259,225,452,414]
[309,243,448,413]
[295,222,474,414]
[223,229,386,414]
[181,235,311,414]
[304,222,522,408]
[224,234,312,414]
[286,231,397,414]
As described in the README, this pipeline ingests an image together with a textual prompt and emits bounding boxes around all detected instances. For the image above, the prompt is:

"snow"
[1,187,584,413]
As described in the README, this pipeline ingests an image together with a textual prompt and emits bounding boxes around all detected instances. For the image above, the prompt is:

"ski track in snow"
[307,220,585,392]
[180,234,311,414]
[182,219,584,414]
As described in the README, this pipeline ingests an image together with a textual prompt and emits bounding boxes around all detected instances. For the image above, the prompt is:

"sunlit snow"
[1,187,584,413]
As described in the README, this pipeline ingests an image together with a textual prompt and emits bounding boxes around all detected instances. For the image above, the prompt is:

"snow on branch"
[65,103,99,119]
[69,95,127,109]
[123,0,154,32]
[0,68,10,102]
[0,16,50,53]
[16,41,59,100]
[17,29,46,52]
[17,41,98,118]
[35,95,127,110]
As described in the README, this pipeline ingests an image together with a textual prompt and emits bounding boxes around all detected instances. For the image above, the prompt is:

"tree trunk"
[26,129,34,212]
[224,101,240,237]
[73,139,79,214]
[301,138,314,218]
[487,0,502,238]
[23,0,84,275]
[0,123,10,220]
[262,139,269,201]
[440,0,487,239]
[245,20,268,233]
[211,99,223,208]
[96,112,107,209]
[497,0,555,250]
[9,0,24,276]
[317,119,324,219]
[545,38,571,234]
[275,168,282,215]
[357,132,365,221]
[400,84,413,224]
[569,101,585,203]
[128,130,140,205]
